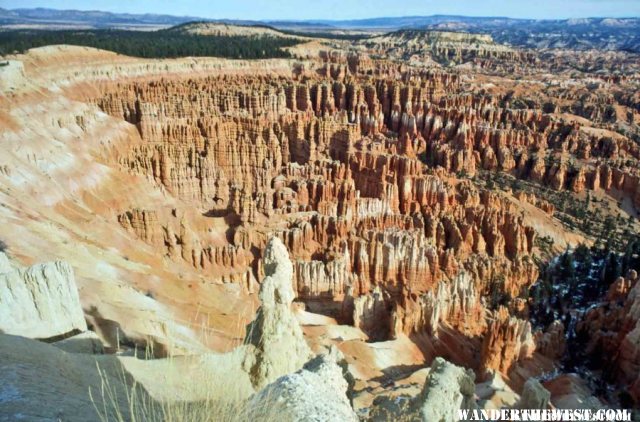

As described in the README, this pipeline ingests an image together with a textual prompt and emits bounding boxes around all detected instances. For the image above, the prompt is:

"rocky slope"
[0,234,592,421]
[0,24,638,419]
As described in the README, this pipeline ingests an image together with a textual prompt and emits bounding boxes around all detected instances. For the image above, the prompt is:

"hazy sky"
[1,0,639,20]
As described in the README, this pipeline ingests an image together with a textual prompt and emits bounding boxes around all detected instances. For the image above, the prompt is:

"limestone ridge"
[244,237,312,389]
[0,252,87,339]
[247,346,358,421]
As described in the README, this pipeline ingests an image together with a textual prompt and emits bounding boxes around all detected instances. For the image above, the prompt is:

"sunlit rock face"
[88,69,547,349]
[1,24,639,415]
[0,252,86,339]
[243,237,312,389]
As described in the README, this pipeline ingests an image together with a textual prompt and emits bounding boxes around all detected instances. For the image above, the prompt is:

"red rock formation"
[481,307,536,375]
[4,33,640,416]
[391,271,484,338]
[76,50,638,389]
[83,71,549,364]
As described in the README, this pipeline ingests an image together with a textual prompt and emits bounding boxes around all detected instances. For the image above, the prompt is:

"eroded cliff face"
[36,40,632,384]
[0,47,301,354]
[1,32,638,412]
[83,70,547,363]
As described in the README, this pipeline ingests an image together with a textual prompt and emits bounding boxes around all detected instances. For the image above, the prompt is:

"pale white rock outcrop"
[0,251,14,273]
[243,237,312,389]
[515,378,551,410]
[294,246,356,299]
[475,370,519,409]
[0,253,87,339]
[369,357,477,421]
[0,60,27,92]
[418,357,477,421]
[246,347,358,422]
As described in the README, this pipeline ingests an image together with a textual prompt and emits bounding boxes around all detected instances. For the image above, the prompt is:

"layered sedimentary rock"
[81,43,639,388]
[2,31,638,416]
[391,271,483,338]
[117,207,255,284]
[0,253,87,339]
[534,320,566,360]
[543,374,604,411]
[351,285,392,341]
[88,70,544,347]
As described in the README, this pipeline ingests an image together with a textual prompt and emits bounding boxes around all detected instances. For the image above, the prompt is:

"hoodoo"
[0,5,639,420]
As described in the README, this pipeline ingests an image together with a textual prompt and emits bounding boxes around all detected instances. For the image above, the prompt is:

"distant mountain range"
[296,15,638,28]
[1,8,637,30]
[0,7,201,27]
[1,8,639,52]
[286,15,529,29]
[273,16,640,52]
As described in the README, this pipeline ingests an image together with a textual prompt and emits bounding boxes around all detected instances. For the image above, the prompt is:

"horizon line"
[3,7,640,22]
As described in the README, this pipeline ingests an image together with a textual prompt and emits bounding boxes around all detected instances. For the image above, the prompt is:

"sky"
[1,0,639,21]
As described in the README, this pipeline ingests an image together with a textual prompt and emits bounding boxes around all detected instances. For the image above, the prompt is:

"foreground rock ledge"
[0,252,87,339]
